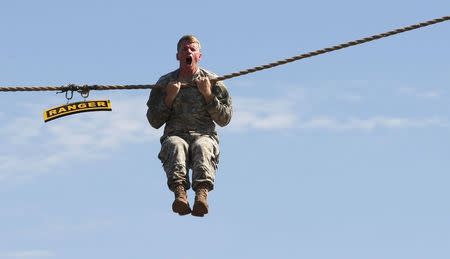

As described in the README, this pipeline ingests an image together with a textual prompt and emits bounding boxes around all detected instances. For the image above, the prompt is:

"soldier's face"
[177,41,202,70]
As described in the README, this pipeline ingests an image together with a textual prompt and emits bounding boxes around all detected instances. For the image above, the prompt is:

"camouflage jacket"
[146,68,232,141]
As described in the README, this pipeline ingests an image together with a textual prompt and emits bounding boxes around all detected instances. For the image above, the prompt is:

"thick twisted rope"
[0,15,448,93]
[215,15,450,82]
[0,84,154,92]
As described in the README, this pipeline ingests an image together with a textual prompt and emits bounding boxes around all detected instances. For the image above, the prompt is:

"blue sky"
[1,0,449,258]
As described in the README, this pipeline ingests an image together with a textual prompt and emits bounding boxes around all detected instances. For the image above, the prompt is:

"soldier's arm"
[146,78,172,129]
[205,81,232,127]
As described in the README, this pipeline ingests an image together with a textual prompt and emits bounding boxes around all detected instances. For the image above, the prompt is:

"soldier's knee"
[159,136,189,166]
[163,136,189,150]
[191,137,214,153]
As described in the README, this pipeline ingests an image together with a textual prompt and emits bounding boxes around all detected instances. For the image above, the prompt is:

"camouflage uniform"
[146,68,232,192]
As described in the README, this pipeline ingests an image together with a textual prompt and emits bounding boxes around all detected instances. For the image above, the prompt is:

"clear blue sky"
[1,1,449,258]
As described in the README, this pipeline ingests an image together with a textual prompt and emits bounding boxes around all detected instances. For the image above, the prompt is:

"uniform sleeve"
[206,81,232,127]
[146,78,171,129]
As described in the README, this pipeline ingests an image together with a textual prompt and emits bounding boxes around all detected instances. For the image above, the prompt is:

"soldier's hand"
[196,77,213,103]
[164,81,181,108]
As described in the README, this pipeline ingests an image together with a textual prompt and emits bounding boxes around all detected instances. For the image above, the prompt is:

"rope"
[0,84,158,92]
[0,15,448,93]
[215,15,450,82]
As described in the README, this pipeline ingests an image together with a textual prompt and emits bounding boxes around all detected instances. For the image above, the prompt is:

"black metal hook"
[79,85,90,99]
[56,84,78,103]
[65,90,74,101]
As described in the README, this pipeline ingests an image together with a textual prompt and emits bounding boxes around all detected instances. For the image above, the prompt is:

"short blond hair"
[177,35,201,51]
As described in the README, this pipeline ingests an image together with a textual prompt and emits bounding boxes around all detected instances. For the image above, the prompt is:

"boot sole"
[191,201,208,217]
[172,200,191,216]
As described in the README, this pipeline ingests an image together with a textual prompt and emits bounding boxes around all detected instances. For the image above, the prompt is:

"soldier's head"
[176,35,202,73]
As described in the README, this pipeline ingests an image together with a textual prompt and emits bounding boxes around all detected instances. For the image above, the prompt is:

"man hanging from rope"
[146,35,232,217]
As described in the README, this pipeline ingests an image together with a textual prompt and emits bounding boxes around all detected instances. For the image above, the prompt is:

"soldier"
[146,35,232,217]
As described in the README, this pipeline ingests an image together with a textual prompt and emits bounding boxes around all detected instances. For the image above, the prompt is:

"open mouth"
[185,56,193,65]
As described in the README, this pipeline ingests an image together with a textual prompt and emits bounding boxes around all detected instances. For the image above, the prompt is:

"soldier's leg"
[159,136,191,215]
[190,135,220,191]
[159,135,191,190]
[158,135,191,190]
[190,135,220,216]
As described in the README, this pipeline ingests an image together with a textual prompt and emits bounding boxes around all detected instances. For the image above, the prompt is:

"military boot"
[172,185,191,216]
[192,183,209,217]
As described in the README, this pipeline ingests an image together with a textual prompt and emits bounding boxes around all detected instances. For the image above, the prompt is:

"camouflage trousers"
[158,133,220,192]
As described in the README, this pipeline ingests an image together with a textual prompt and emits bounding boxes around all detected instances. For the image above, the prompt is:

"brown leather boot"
[172,185,191,216]
[192,183,209,217]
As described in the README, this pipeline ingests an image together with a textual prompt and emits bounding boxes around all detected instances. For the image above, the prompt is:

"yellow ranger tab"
[43,100,112,122]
